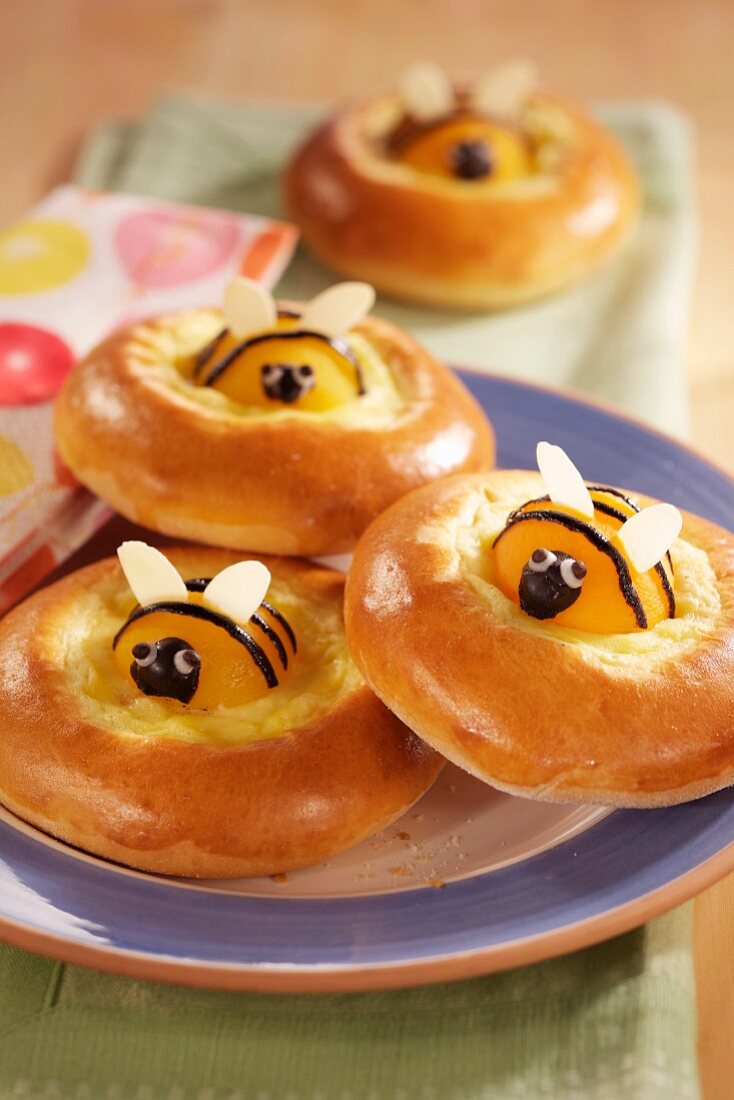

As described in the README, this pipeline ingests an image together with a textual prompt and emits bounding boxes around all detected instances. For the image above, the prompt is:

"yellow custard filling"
[418,475,721,673]
[125,312,408,430]
[53,567,362,745]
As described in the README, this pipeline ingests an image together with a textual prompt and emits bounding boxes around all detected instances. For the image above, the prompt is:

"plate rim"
[0,838,731,992]
[1,369,732,992]
[457,363,734,491]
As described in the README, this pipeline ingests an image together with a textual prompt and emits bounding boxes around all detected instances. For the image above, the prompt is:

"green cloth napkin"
[0,909,698,1100]
[0,95,700,1099]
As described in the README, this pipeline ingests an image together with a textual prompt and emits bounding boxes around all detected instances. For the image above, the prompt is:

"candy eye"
[296,365,314,380]
[527,548,557,573]
[174,648,201,676]
[261,363,282,381]
[132,641,156,667]
[560,558,587,590]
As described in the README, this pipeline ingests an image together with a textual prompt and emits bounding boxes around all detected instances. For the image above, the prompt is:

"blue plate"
[0,372,732,991]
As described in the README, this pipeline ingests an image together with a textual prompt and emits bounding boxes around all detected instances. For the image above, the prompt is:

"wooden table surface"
[1,0,733,1095]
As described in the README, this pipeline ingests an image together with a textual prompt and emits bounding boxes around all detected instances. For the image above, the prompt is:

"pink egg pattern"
[114,209,241,289]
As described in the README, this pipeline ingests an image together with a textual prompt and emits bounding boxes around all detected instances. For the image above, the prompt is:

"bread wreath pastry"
[0,544,442,877]
[345,445,734,807]
[284,61,639,309]
[55,280,494,556]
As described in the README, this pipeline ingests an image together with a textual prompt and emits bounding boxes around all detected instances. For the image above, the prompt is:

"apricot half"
[196,314,362,413]
[492,491,674,634]
[399,116,532,182]
[113,590,295,709]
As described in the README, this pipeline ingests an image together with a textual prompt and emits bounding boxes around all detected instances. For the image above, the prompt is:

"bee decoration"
[388,60,539,183]
[194,278,375,412]
[493,442,683,634]
[113,542,297,708]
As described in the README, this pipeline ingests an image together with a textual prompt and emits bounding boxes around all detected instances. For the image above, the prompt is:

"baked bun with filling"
[55,279,494,555]
[345,443,734,807]
[0,543,443,877]
[284,60,639,309]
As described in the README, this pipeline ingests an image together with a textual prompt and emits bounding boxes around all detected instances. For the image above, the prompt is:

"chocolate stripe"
[195,311,304,379]
[184,578,296,663]
[510,490,640,522]
[261,600,297,653]
[201,329,365,395]
[250,613,288,670]
[587,486,674,573]
[586,485,640,510]
[194,328,227,378]
[184,578,210,592]
[655,563,676,618]
[588,503,675,615]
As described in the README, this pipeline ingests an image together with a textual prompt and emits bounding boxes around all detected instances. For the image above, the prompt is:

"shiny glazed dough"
[345,471,734,807]
[284,92,640,309]
[0,548,444,877]
[54,308,495,556]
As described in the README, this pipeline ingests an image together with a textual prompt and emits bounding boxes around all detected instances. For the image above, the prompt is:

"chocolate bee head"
[519,549,587,620]
[130,637,202,703]
[260,362,315,404]
[451,140,494,180]
[390,60,538,183]
[114,543,297,708]
[194,280,374,412]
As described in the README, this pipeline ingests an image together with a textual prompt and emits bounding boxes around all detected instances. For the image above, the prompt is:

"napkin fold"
[0,93,700,1099]
[0,908,697,1099]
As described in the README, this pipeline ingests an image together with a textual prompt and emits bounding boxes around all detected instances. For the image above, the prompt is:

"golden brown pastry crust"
[344,472,734,807]
[0,548,443,877]
[284,93,640,309]
[55,310,494,556]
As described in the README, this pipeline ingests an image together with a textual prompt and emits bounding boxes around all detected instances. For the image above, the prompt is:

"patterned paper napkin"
[0,185,297,610]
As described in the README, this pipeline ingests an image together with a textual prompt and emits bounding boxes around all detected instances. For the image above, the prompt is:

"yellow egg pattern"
[0,436,34,496]
[0,220,90,295]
